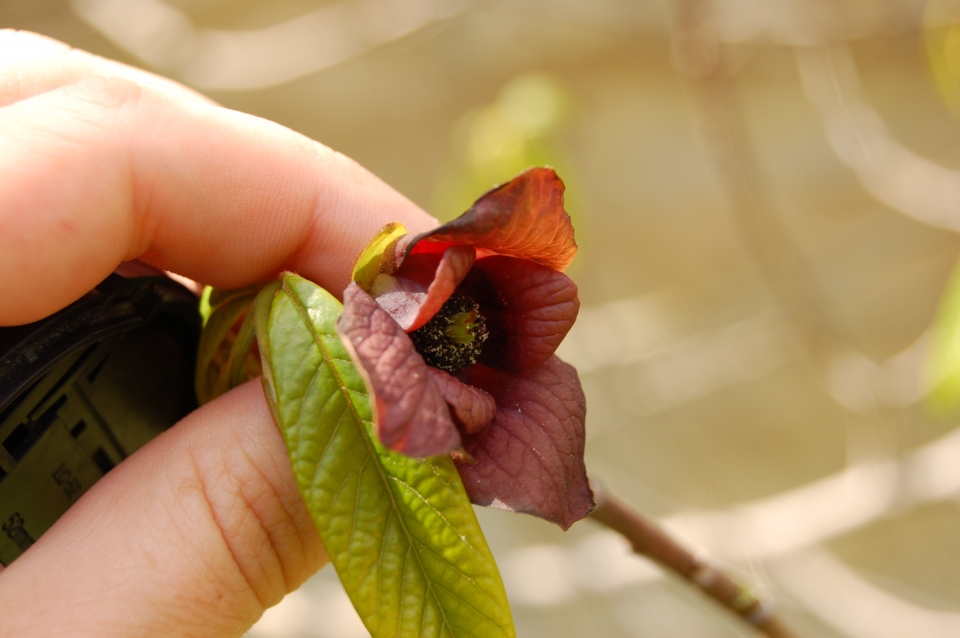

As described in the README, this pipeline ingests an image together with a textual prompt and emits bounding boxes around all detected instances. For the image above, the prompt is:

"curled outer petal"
[337,283,461,457]
[404,168,577,272]
[455,356,594,529]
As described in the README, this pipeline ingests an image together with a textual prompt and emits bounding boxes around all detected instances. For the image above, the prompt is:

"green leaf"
[199,285,213,325]
[195,287,260,404]
[258,273,515,638]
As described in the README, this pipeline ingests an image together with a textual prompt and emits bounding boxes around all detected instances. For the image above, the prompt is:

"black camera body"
[0,275,199,565]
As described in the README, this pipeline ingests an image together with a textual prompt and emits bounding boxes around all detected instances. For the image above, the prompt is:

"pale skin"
[0,30,439,637]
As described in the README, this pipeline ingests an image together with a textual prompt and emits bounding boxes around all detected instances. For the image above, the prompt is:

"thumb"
[0,380,327,637]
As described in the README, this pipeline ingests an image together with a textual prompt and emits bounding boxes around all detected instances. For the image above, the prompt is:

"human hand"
[0,30,437,637]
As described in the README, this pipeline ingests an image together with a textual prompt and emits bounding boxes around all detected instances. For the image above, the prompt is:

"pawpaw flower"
[337,168,594,529]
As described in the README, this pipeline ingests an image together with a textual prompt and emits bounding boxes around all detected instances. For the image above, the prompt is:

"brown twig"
[589,485,800,638]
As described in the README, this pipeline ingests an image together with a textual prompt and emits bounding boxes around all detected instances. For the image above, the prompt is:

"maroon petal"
[369,245,475,331]
[455,356,594,529]
[427,368,496,434]
[406,168,577,272]
[337,283,461,457]
[459,255,579,372]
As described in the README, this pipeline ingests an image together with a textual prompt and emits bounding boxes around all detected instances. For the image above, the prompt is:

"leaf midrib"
[281,280,455,638]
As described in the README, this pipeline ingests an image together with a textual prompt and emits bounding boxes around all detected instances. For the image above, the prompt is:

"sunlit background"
[9,0,960,636]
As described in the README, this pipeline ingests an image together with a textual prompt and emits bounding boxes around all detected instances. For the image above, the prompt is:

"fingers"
[0,31,404,635]
[0,29,214,108]
[0,30,438,325]
[0,381,327,638]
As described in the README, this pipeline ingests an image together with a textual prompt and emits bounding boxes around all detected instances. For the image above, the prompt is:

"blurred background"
[7,0,960,635]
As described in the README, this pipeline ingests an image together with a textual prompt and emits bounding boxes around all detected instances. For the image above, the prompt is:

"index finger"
[0,31,437,326]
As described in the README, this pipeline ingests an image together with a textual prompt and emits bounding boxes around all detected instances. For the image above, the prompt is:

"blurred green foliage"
[431,72,575,220]
[924,0,960,116]
[917,1,960,414]
[926,257,960,413]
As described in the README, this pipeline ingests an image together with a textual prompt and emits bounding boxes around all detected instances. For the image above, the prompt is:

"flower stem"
[588,485,800,638]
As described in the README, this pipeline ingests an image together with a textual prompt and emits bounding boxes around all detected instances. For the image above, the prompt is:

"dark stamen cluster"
[409,294,488,372]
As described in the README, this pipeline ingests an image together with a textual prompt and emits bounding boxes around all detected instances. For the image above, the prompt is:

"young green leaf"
[195,285,262,404]
[258,273,515,638]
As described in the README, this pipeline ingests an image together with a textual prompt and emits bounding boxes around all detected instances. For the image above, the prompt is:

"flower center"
[409,293,489,373]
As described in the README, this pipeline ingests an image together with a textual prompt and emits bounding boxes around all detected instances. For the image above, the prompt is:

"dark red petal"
[454,356,594,530]
[370,245,475,331]
[459,255,579,372]
[337,283,461,457]
[427,368,496,434]
[406,168,577,272]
